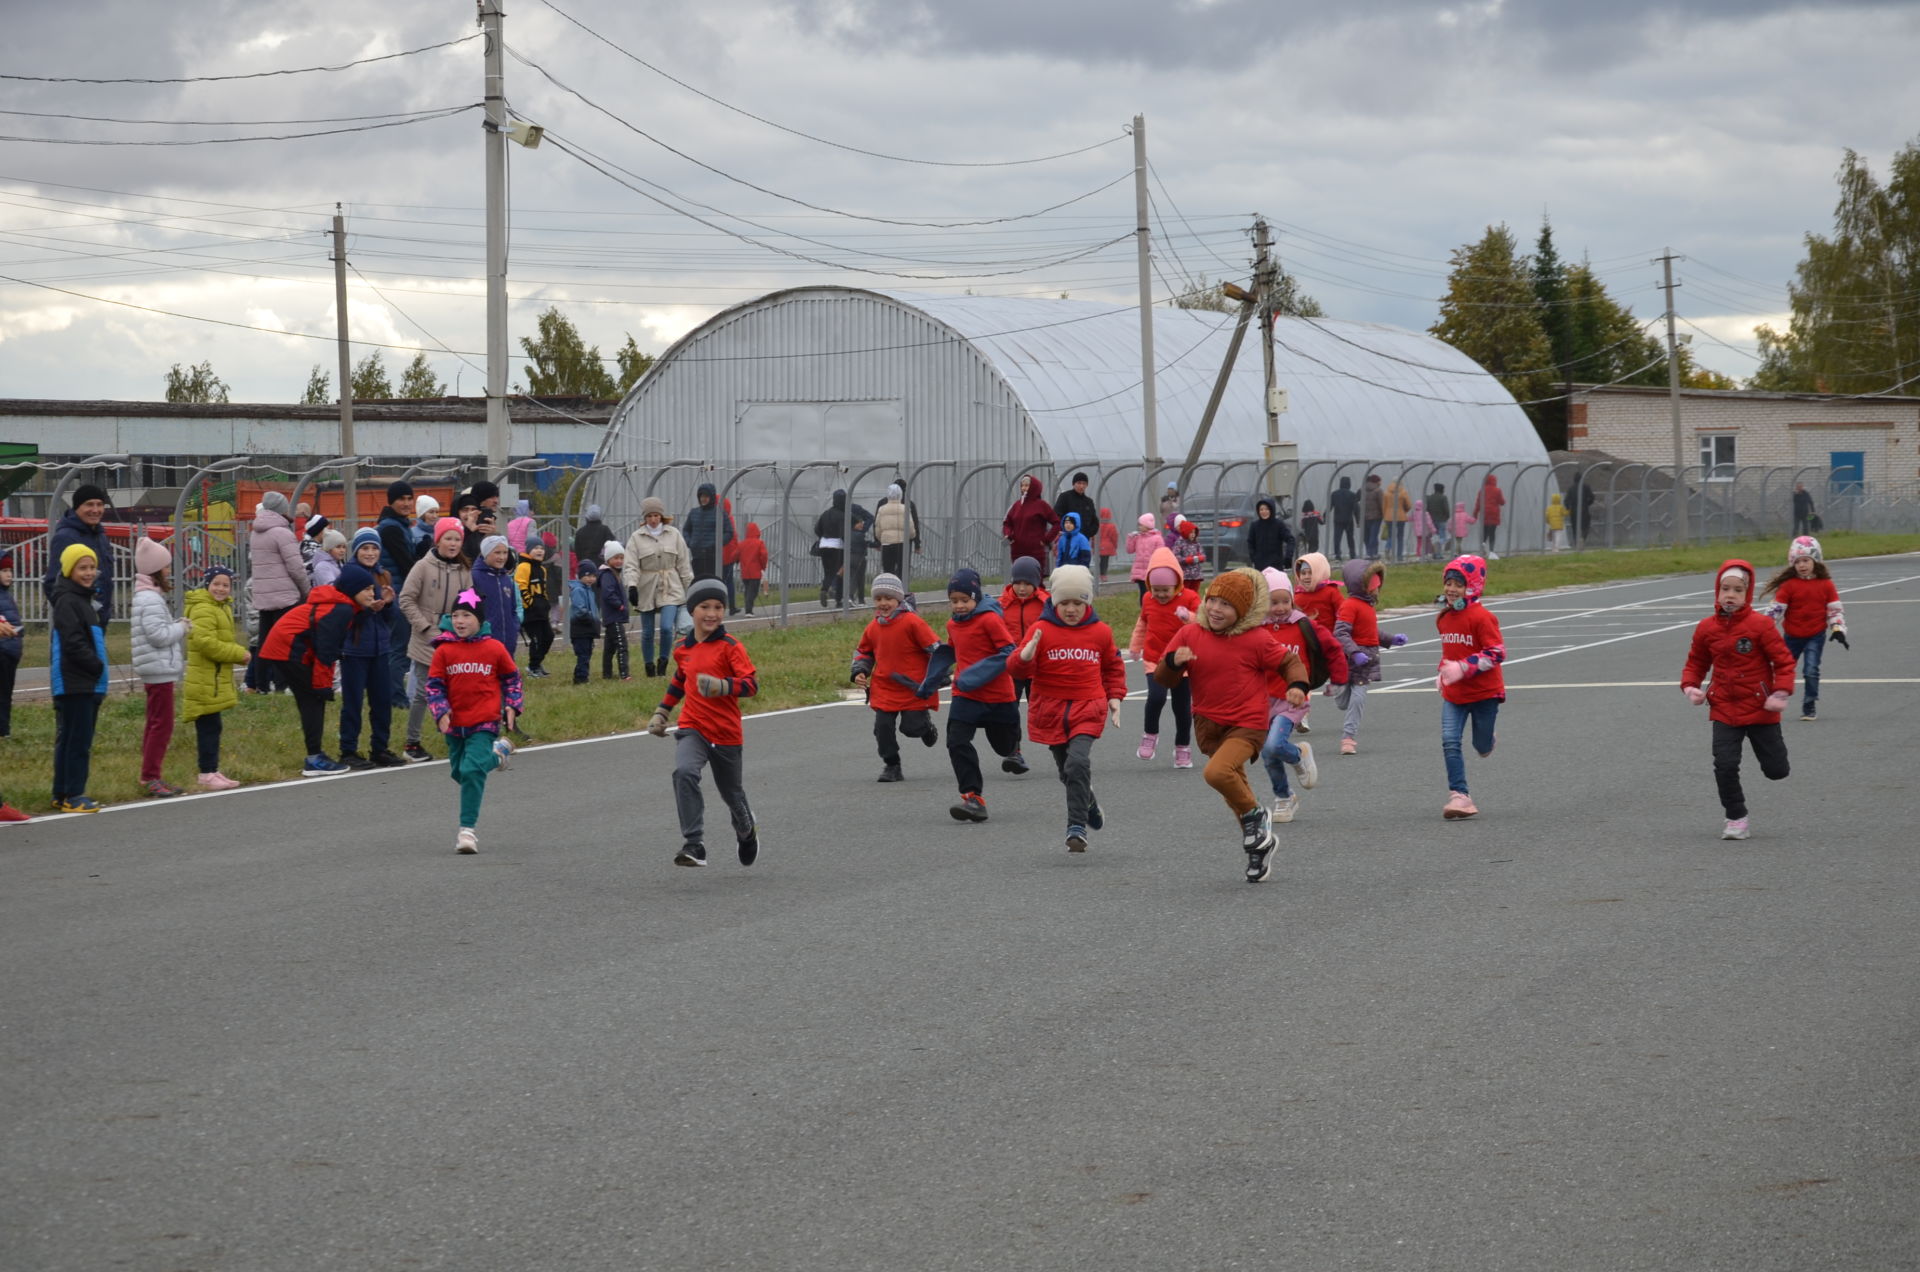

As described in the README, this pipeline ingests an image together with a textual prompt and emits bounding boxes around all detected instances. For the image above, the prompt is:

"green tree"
[397,351,445,399]
[164,359,230,403]
[520,306,617,398]
[351,351,393,400]
[615,335,654,393]
[299,365,331,404]
[1430,225,1554,431]
[1750,139,1920,394]
[1564,262,1665,387]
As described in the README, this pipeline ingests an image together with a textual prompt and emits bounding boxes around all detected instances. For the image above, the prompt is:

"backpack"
[1293,617,1348,689]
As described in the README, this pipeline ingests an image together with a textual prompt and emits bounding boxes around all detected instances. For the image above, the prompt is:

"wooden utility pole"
[331,205,356,525]
[1131,114,1159,468]
[1656,249,1689,544]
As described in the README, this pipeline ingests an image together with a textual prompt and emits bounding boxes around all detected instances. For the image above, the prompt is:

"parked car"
[1175,492,1293,567]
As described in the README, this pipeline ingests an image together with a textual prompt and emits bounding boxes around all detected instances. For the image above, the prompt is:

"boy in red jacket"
[738,522,769,616]
[1015,564,1125,853]
[425,588,524,854]
[1434,555,1505,821]
[1125,545,1199,766]
[936,568,1027,823]
[1155,568,1309,884]
[851,572,942,783]
[647,578,761,868]
[1681,560,1794,840]
[998,555,1049,704]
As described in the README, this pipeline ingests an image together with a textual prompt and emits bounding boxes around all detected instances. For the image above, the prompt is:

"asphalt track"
[4,556,1917,1272]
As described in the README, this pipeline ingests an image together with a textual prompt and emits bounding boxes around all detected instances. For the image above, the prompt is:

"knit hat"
[1262,566,1292,600]
[1049,564,1094,604]
[641,496,667,519]
[1176,516,1197,539]
[524,537,546,556]
[1443,554,1488,603]
[133,537,171,576]
[386,479,414,503]
[201,563,233,584]
[685,577,728,610]
[60,543,97,576]
[577,559,599,578]
[452,492,480,514]
[71,482,110,509]
[335,562,376,599]
[1137,513,1155,530]
[1787,534,1823,564]
[871,572,907,600]
[470,480,501,504]
[887,483,903,501]
[414,494,440,519]
[1207,569,1256,619]
[452,587,485,618]
[432,516,464,544]
[305,514,329,537]
[479,534,510,561]
[1073,471,1089,485]
[584,503,603,521]
[0,550,11,569]
[946,568,982,601]
[1010,556,1043,587]
[320,528,347,552]
[350,526,382,555]
[542,530,558,550]
[259,490,291,517]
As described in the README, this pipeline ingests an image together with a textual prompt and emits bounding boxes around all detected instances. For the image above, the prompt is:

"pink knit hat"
[1137,513,1155,529]
[432,516,464,543]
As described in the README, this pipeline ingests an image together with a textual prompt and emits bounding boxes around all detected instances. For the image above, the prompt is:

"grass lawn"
[4,530,1914,817]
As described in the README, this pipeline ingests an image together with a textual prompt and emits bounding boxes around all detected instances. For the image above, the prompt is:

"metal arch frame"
[951,462,1008,583]
[565,459,633,543]
[490,456,551,492]
[1603,462,1644,549]
[1209,459,1259,573]
[839,461,900,614]
[1725,463,1769,542]
[1508,462,1548,555]
[287,455,367,515]
[711,462,780,584]
[778,461,844,624]
[900,460,955,580]
[1543,459,1584,553]
[47,453,132,518]
[1289,460,1336,536]
[397,456,464,486]
[645,458,711,500]
[169,456,254,616]
[1138,461,1183,526]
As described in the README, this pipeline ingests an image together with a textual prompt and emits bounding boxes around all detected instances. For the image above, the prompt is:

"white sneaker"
[1270,793,1300,824]
[1720,818,1749,841]
[1292,742,1318,790]
[456,827,479,854]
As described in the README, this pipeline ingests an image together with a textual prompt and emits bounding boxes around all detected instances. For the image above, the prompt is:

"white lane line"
[1379,677,1920,694]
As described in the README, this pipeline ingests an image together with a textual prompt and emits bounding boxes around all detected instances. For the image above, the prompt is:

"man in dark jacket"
[375,480,418,702]
[44,483,115,620]
[1246,497,1295,572]
[683,482,737,605]
[573,504,618,571]
[1791,483,1816,536]
[1053,472,1100,547]
[1327,477,1360,560]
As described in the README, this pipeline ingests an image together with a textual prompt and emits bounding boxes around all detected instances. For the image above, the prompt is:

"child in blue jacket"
[338,528,402,769]
[1056,512,1093,570]
[596,546,631,680]
[569,559,602,684]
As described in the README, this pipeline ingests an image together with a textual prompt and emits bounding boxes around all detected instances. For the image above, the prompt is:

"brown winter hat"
[1207,569,1256,619]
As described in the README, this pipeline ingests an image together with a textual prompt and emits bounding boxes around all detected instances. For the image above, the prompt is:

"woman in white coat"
[622,496,694,677]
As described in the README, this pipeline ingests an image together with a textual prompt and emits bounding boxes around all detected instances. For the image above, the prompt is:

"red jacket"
[1096,517,1120,556]
[737,524,769,581]
[946,603,1017,704]
[997,584,1049,681]
[1264,611,1348,696]
[1771,575,1838,639]
[1023,607,1125,745]
[660,626,758,746]
[1682,560,1795,726]
[1159,622,1306,732]
[1436,603,1507,705]
[1128,583,1199,664]
[425,630,523,731]
[1473,479,1506,527]
[1335,593,1380,649]
[854,610,941,713]
[1296,582,1344,632]
[1001,476,1060,565]
[260,584,359,691]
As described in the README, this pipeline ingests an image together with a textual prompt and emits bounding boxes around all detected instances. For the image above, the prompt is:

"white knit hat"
[1049,564,1095,604]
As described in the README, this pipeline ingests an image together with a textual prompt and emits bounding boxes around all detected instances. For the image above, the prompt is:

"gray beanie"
[685,577,729,611]
[259,490,291,517]
[870,572,906,599]
[585,504,604,521]
[1048,564,1095,605]
[641,496,667,519]
[479,535,510,561]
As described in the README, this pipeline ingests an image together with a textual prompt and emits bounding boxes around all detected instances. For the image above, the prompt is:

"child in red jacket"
[1154,568,1309,883]
[1096,508,1120,580]
[1015,564,1125,853]
[738,523,770,616]
[1125,546,1199,767]
[851,572,942,783]
[998,555,1049,703]
[1257,568,1344,824]
[1331,558,1408,756]
[1434,555,1505,820]
[1760,535,1846,721]
[937,567,1027,822]
[1290,551,1344,733]
[646,578,761,868]
[425,588,524,854]
[1681,560,1794,841]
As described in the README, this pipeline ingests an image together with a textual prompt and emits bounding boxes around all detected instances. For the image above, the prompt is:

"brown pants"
[1195,716,1265,818]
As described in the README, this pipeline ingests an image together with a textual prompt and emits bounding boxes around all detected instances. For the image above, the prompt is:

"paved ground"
[4,556,1917,1271]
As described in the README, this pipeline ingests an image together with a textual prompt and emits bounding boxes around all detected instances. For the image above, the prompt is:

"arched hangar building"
[590,287,1547,577]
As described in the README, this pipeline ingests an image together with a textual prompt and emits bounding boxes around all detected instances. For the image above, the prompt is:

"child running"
[646,578,761,868]
[1015,564,1125,853]
[1153,568,1308,883]
[1682,560,1794,840]
[999,556,1049,706]
[129,538,192,797]
[1291,551,1343,736]
[1331,558,1408,756]
[1761,535,1847,721]
[425,588,525,854]
[850,572,942,782]
[1257,569,1343,824]
[182,565,249,789]
[939,567,1026,822]
[1126,546,1198,768]
[1434,555,1506,820]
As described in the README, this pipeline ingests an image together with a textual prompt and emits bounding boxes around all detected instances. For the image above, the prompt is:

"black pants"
[0,650,15,735]
[602,620,629,678]
[722,563,738,612]
[1302,524,1320,554]
[195,713,223,773]
[1331,520,1355,558]
[248,606,292,691]
[1144,677,1192,745]
[946,697,1022,796]
[281,665,329,756]
[52,692,102,800]
[848,555,869,602]
[1050,734,1096,829]
[873,708,935,765]
[881,543,905,578]
[1712,720,1789,819]
[818,549,843,603]
[523,617,554,671]
[1481,522,1498,551]
[572,633,597,683]
[743,579,761,613]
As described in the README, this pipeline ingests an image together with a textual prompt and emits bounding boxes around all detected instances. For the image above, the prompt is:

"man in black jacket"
[1245,497,1295,572]
[1327,476,1360,560]
[44,483,115,620]
[683,482,737,606]
[1053,472,1100,550]
[374,480,418,702]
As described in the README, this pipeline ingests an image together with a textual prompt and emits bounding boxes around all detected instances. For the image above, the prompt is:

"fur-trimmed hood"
[1209,566,1270,637]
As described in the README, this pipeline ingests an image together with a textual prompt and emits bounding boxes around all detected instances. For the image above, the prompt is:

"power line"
[1299,313,1665,380]
[0,105,475,128]
[532,0,1126,169]
[1147,160,1246,275]
[0,36,479,84]
[0,105,479,147]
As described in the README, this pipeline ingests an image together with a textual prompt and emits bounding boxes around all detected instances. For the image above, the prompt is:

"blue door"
[1829,451,1865,495]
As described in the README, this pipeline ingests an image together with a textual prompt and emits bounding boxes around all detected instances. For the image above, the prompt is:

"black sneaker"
[403,742,433,764]
[1001,752,1030,776]
[1800,701,1817,721]
[340,749,373,771]
[1066,826,1088,853]
[1086,800,1105,832]
[1239,806,1270,852]
[738,827,760,867]
[877,764,904,783]
[950,793,989,823]
[1246,830,1277,883]
[370,749,405,768]
[674,842,708,868]
[921,725,939,748]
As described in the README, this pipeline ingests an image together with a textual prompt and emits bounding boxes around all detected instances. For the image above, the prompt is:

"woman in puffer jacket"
[130,537,192,797]
[247,490,308,692]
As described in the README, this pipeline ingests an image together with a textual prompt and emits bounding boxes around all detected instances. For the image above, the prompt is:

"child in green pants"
[425,588,524,854]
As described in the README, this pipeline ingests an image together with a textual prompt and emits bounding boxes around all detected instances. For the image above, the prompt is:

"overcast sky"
[2,0,1916,405]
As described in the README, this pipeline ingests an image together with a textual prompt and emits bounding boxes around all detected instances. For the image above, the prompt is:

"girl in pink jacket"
[1125,514,1159,598]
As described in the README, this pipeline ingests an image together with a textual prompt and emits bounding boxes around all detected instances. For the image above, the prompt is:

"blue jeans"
[639,605,681,666]
[1784,632,1825,706]
[1441,698,1500,795]
[1260,714,1301,797]
[338,654,392,755]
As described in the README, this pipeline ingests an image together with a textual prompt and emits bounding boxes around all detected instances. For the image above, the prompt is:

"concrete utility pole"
[331,205,357,526]
[1131,114,1159,469]
[480,0,511,473]
[1253,217,1279,447]
[1657,249,1689,544]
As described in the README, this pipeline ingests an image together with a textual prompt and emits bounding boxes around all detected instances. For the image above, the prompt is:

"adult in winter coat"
[683,482,736,591]
[573,504,619,574]
[1002,474,1060,568]
[247,490,309,693]
[1473,474,1506,553]
[875,483,917,580]
[506,499,538,556]
[1053,472,1100,550]
[43,482,116,619]
[374,480,418,702]
[399,517,472,761]
[1245,497,1295,573]
[815,490,850,606]
[1381,477,1414,560]
[1791,483,1817,536]
[1159,483,1181,524]
[1426,484,1451,548]
[1361,474,1386,559]
[623,496,694,676]
[1327,477,1360,559]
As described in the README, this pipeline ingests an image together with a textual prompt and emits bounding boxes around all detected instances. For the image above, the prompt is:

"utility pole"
[480,0,510,474]
[1253,217,1279,447]
[1656,249,1689,544]
[331,205,356,525]
[1131,114,1158,469]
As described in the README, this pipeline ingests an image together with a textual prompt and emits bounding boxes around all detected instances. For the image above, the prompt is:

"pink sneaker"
[1340,738,1358,756]
[1720,818,1749,841]
[1173,745,1194,769]
[1137,733,1158,761]
[1443,791,1478,819]
[198,772,241,791]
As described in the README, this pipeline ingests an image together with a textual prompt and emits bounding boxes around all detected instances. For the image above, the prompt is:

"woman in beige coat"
[622,497,695,677]
[398,517,470,759]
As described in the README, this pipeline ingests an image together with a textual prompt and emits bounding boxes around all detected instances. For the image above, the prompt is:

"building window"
[1699,434,1735,481]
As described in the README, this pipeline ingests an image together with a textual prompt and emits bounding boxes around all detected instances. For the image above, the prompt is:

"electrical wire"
[1147,159,1247,275]
[0,36,479,84]
[0,105,475,128]
[1270,330,1670,407]
[0,105,479,147]
[1299,313,1665,380]
[532,0,1126,169]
